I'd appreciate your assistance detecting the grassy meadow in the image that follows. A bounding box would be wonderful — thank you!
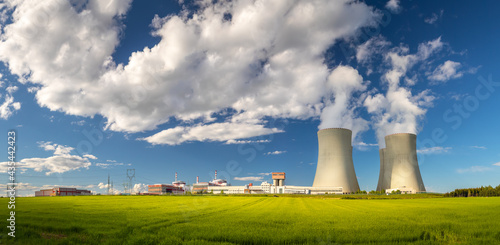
[1,195,500,244]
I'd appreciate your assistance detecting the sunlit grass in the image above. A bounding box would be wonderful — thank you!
[1,195,499,244]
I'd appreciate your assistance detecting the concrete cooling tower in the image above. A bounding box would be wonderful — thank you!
[313,128,360,193]
[376,133,426,193]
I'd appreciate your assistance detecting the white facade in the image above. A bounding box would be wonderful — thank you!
[208,185,246,194]
[260,181,272,192]
[278,186,343,195]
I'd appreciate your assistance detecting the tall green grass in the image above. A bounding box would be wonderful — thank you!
[1,195,499,244]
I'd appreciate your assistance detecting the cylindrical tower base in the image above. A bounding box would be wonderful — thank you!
[313,128,360,193]
[383,133,425,192]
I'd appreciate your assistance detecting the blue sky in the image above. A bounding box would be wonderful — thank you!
[0,0,499,196]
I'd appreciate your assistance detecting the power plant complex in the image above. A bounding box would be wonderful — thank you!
[35,128,426,196]
[142,128,425,195]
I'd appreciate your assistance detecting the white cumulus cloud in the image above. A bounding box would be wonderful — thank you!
[98,182,109,189]
[0,94,21,119]
[356,35,391,64]
[265,150,287,155]
[224,139,270,145]
[83,154,97,160]
[131,183,148,193]
[385,0,401,13]
[417,146,451,155]
[141,122,283,145]
[96,161,124,169]
[424,10,443,25]
[234,176,264,182]
[14,155,90,175]
[6,85,17,94]
[258,172,272,176]
[0,0,378,144]
[1,141,92,175]
[428,60,463,83]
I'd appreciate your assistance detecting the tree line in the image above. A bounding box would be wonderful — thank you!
[444,184,500,197]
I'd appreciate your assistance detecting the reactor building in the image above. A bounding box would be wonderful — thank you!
[312,128,360,194]
[376,133,426,193]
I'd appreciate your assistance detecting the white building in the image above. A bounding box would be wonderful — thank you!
[260,181,272,192]
[207,182,344,195]
[208,185,246,194]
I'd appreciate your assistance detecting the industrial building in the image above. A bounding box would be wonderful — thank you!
[209,170,228,186]
[35,187,91,197]
[147,184,184,195]
[376,133,426,193]
[171,172,186,188]
[208,185,255,194]
[205,172,344,195]
[312,128,360,194]
[192,171,229,193]
[147,172,187,195]
[149,130,425,195]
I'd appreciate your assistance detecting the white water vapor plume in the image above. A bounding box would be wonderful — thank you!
[364,38,442,147]
[318,65,369,143]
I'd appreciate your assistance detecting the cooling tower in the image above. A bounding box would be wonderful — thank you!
[313,128,360,193]
[377,133,426,192]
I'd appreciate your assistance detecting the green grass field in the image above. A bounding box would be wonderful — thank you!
[1,195,500,244]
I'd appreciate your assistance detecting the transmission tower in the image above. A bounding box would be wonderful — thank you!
[126,169,135,194]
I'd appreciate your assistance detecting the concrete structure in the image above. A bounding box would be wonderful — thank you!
[312,128,360,194]
[172,180,186,188]
[209,185,254,194]
[35,187,91,197]
[148,184,184,195]
[192,171,230,193]
[209,170,228,186]
[272,172,285,186]
[260,181,272,193]
[376,133,426,193]
[376,148,385,191]
[192,182,209,193]
[278,186,343,195]
[172,172,186,188]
